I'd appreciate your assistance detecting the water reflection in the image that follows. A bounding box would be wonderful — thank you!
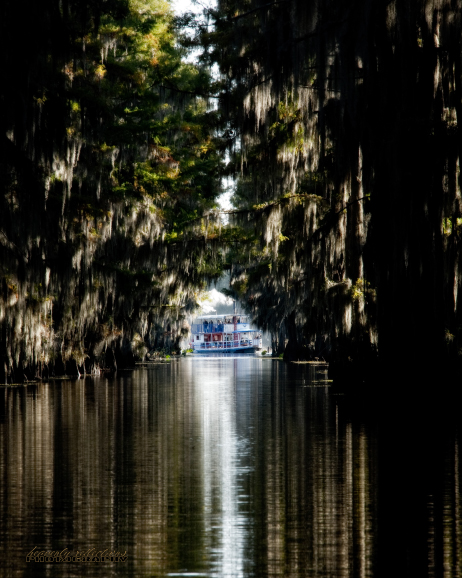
[0,359,460,577]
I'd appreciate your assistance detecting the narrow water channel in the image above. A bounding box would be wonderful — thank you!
[0,357,460,577]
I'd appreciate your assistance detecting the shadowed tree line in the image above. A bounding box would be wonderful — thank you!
[185,0,462,382]
[0,0,225,382]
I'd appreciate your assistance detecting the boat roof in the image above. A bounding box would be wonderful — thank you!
[193,314,247,320]
[194,328,255,333]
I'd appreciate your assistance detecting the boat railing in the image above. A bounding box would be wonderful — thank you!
[197,340,253,349]
[192,323,226,333]
[192,324,256,334]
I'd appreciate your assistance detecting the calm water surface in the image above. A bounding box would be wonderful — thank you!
[0,357,460,577]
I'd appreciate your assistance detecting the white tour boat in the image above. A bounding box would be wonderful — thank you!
[190,314,263,353]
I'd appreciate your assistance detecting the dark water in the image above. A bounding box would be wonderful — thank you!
[0,357,460,577]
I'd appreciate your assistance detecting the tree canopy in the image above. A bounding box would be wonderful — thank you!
[185,0,462,380]
[0,0,225,381]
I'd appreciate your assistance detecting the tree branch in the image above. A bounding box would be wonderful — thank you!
[152,81,221,99]
[230,0,291,22]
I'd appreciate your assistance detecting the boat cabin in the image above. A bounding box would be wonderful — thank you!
[190,314,262,353]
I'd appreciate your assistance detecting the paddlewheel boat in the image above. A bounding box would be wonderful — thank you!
[190,314,263,353]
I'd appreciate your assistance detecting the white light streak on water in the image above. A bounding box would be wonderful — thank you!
[193,358,249,577]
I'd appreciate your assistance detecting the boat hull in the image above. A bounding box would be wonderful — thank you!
[192,345,260,354]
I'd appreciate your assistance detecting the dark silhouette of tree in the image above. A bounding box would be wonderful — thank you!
[192,0,462,381]
[0,0,225,382]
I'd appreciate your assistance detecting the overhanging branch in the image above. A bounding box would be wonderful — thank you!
[230,0,291,22]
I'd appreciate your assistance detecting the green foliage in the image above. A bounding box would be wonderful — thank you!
[0,0,226,380]
[443,218,453,236]
[349,279,376,302]
[268,98,304,153]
